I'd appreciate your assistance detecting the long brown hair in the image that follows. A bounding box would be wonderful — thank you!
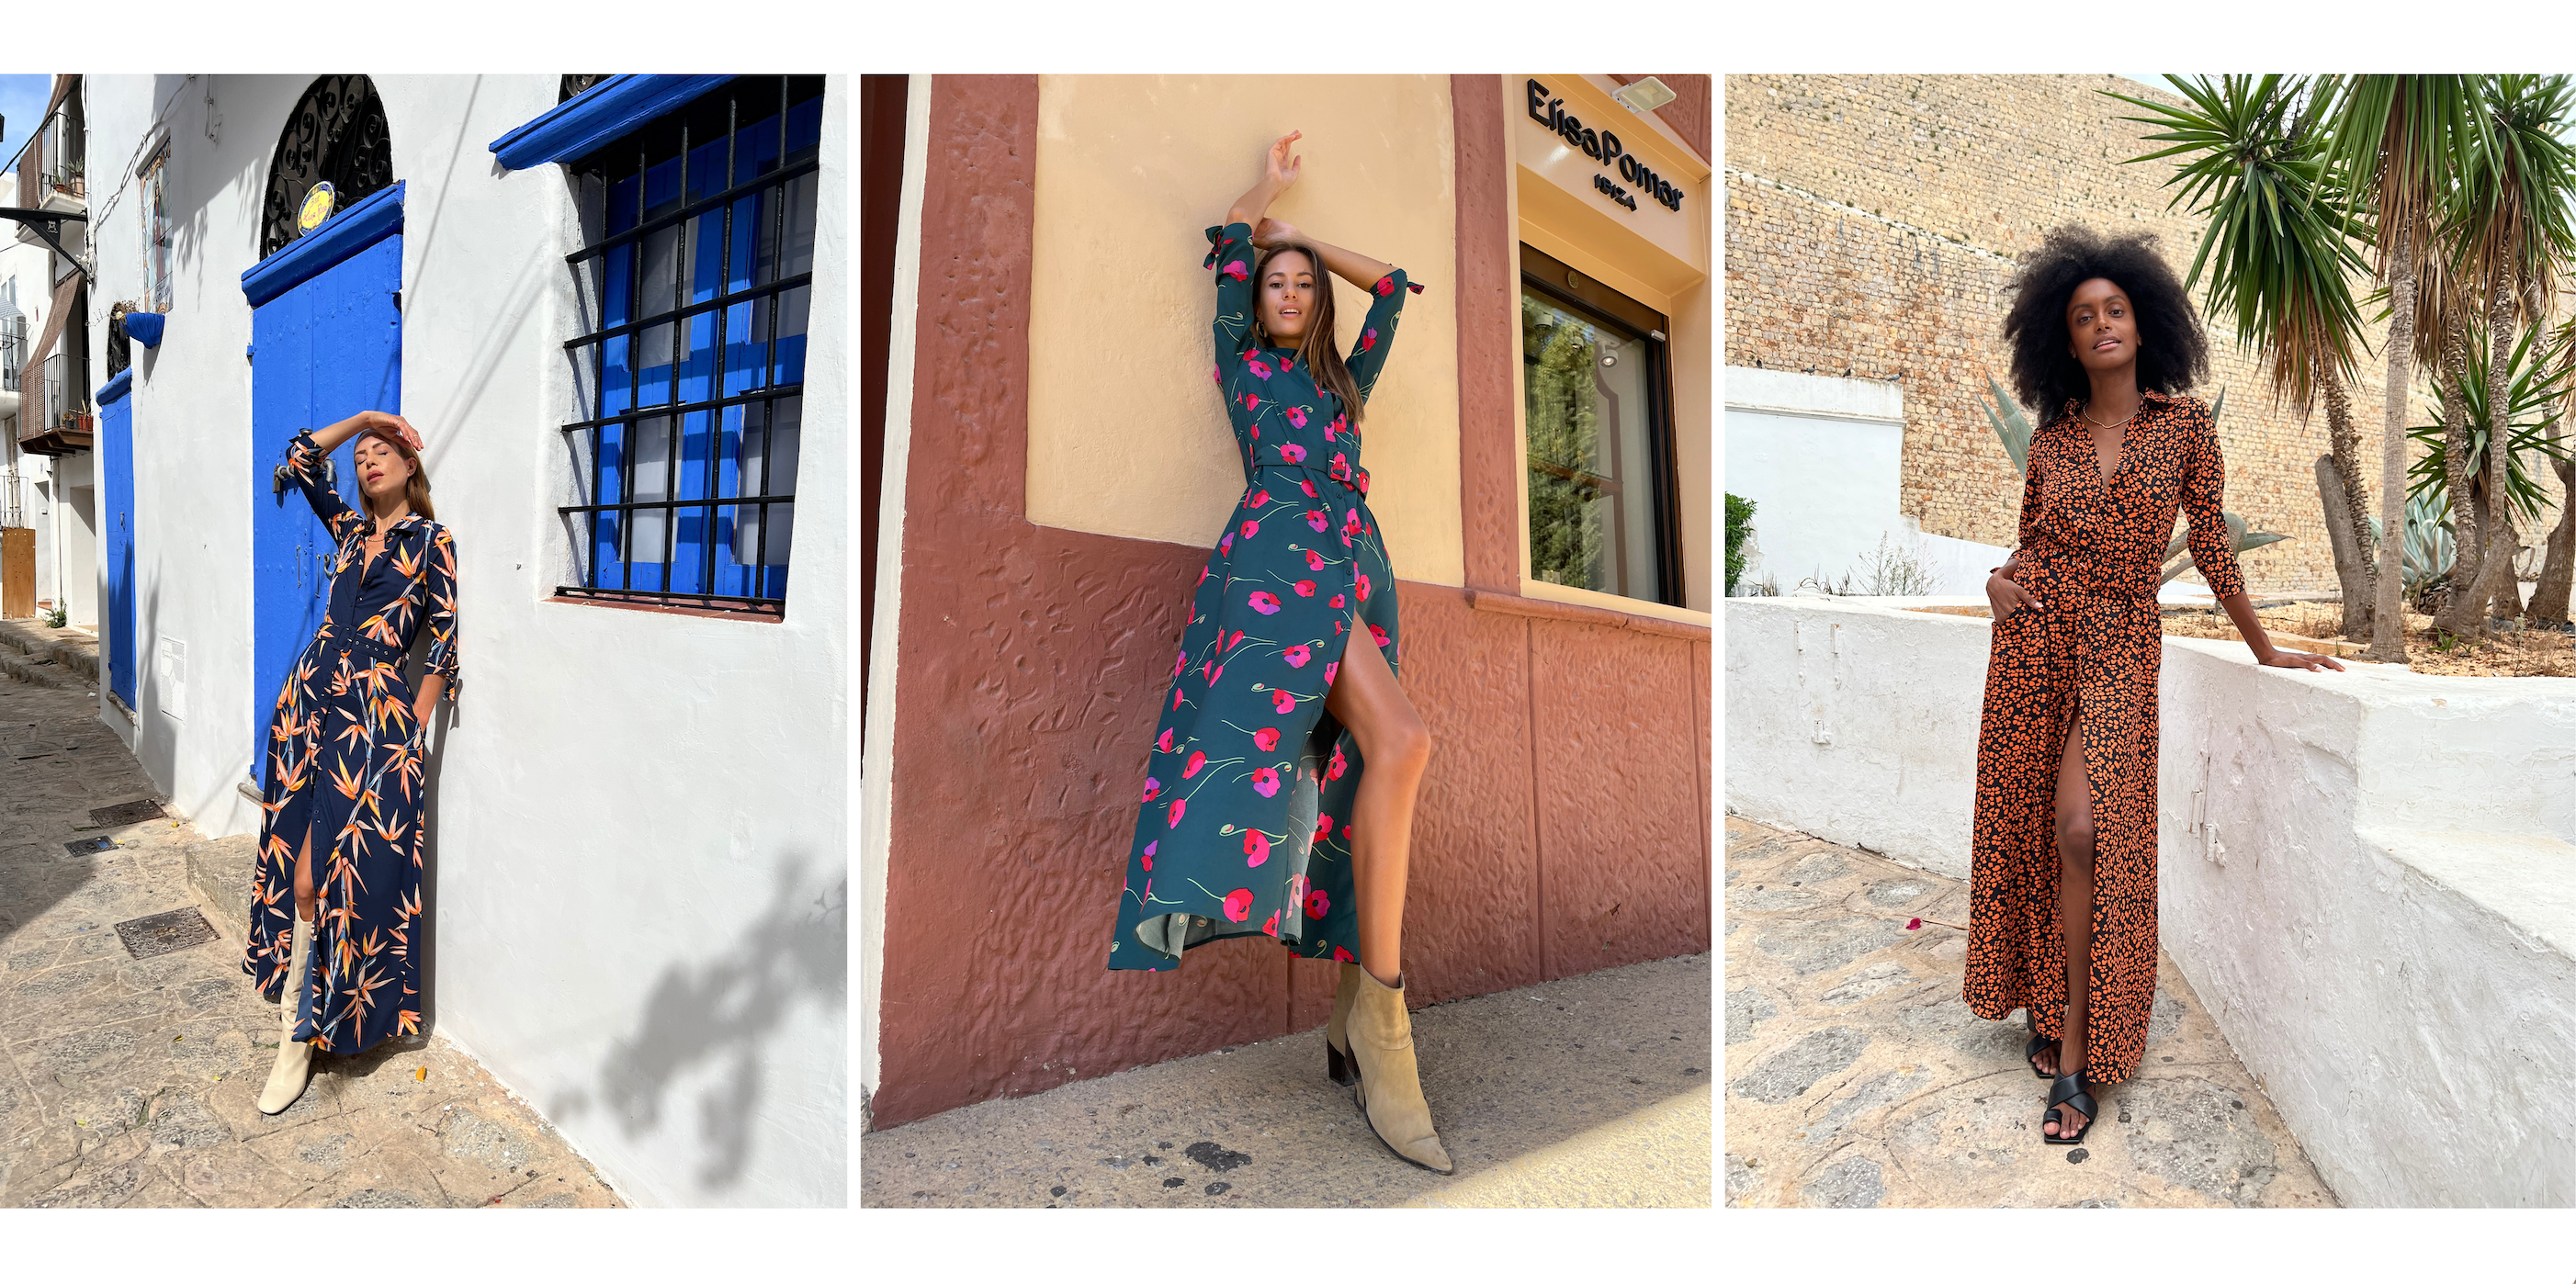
[357,427,435,523]
[1253,242,1366,425]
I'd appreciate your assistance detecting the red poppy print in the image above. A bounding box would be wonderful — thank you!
[1142,777,1161,803]
[1168,798,1188,828]
[1370,623,1390,648]
[1111,223,1415,974]
[1332,946,1357,963]
[1356,573,1372,602]
[1222,260,1248,281]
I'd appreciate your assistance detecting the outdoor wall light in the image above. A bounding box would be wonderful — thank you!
[124,312,166,348]
[1611,78,1677,115]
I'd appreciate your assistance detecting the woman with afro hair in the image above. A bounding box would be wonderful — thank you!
[1965,225,2342,1146]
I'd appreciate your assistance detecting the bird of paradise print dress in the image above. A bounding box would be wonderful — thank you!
[243,427,461,1054]
[1108,221,1422,972]
[1963,389,2243,1087]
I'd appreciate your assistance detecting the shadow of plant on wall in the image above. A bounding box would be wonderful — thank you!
[570,853,846,1192]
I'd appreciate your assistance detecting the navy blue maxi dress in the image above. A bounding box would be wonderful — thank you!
[1108,221,1421,972]
[243,427,460,1054]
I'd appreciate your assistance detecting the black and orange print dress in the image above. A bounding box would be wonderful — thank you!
[243,427,460,1055]
[1964,389,2243,1088]
[1106,220,1421,973]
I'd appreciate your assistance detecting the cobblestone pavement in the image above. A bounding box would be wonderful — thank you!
[0,677,623,1208]
[863,953,1713,1208]
[1724,815,2340,1209]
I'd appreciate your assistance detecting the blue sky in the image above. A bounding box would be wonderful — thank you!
[0,73,54,168]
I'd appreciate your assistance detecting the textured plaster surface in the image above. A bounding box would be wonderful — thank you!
[862,952,1710,1208]
[1727,594,2576,1205]
[1723,817,2335,1209]
[1022,75,1465,588]
[0,680,621,1209]
[875,78,1712,1130]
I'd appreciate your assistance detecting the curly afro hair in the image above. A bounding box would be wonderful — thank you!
[2001,224,2210,419]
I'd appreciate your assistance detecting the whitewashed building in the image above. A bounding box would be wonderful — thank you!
[70,73,849,1207]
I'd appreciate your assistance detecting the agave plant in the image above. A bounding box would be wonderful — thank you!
[2367,489,2458,600]
[1977,378,2290,583]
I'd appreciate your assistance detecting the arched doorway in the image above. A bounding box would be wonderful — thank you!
[259,75,395,260]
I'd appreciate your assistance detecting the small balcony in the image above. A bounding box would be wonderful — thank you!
[14,355,88,456]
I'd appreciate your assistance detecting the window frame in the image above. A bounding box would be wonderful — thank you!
[552,74,823,621]
[1516,242,1687,609]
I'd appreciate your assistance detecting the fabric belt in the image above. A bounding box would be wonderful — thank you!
[2020,548,2155,603]
[323,627,411,668]
[1248,458,1370,496]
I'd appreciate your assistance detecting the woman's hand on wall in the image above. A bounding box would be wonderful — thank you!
[1227,131,1302,230]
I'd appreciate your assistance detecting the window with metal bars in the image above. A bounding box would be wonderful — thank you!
[559,74,821,617]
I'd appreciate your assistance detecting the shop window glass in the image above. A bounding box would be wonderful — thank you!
[1521,245,1681,605]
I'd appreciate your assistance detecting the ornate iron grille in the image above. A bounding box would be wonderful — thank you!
[259,75,395,260]
[556,75,823,616]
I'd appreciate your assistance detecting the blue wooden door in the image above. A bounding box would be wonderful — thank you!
[97,370,137,708]
[244,185,402,779]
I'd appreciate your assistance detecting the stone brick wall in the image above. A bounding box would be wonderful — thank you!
[1723,73,2573,596]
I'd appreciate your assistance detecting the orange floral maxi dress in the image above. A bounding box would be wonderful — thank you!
[1964,389,2243,1087]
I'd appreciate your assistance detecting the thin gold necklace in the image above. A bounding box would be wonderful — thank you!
[2078,400,2140,431]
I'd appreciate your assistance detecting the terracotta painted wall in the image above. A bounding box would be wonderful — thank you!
[874,74,1711,1131]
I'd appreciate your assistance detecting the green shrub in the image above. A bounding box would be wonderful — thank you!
[1726,492,1757,596]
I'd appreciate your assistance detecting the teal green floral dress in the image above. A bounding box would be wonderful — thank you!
[1109,221,1421,972]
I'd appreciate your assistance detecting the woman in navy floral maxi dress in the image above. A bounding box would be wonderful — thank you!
[1107,133,1453,1174]
[245,409,459,1114]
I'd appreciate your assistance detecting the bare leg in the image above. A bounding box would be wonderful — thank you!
[1322,625,1432,989]
[293,825,317,924]
[2046,700,2096,1138]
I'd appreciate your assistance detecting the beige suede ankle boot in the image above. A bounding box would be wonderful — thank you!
[257,916,316,1115]
[1347,968,1453,1174]
[1324,962,1362,1086]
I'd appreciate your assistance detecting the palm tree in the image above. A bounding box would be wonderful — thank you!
[2322,74,2491,660]
[2111,75,2378,637]
[2435,73,2576,636]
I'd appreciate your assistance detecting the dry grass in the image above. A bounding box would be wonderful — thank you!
[1904,602,2576,678]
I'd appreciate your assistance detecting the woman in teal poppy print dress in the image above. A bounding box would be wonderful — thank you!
[243,409,458,1115]
[1108,133,1454,1174]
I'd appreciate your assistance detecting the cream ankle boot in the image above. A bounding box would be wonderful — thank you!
[1347,968,1453,1174]
[1325,962,1362,1086]
[257,916,316,1115]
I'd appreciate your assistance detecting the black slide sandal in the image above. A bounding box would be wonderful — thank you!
[2041,1070,2096,1145]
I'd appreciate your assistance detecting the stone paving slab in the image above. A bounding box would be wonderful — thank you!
[0,679,624,1209]
[1723,815,2339,1208]
[861,952,1714,1208]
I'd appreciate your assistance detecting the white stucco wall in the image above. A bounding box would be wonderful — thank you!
[82,73,847,1208]
[857,73,931,1125]
[1723,596,2576,1206]
[1723,365,2000,596]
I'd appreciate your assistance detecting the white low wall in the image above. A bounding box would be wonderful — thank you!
[1723,596,2576,1207]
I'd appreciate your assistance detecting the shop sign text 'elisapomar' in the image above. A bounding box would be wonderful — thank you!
[1526,78,1687,215]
